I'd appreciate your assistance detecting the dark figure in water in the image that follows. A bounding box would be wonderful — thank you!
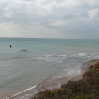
[10,45,12,48]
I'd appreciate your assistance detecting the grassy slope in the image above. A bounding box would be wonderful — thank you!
[31,63,99,99]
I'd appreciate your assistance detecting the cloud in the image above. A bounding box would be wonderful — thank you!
[0,0,99,39]
[89,9,99,19]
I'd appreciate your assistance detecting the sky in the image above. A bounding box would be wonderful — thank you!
[0,0,99,39]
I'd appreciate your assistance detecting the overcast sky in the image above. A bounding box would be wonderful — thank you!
[0,0,99,39]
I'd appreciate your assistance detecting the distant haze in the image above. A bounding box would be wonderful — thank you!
[0,0,99,39]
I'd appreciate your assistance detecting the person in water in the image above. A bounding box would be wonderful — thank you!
[10,45,12,48]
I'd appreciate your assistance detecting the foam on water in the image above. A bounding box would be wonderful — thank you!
[3,85,37,99]
[36,54,67,63]
[75,53,86,56]
[66,67,81,76]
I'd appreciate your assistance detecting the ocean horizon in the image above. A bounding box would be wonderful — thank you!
[0,38,99,99]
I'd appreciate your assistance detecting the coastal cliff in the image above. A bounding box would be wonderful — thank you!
[31,62,99,99]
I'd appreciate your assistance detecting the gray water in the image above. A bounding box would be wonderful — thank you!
[0,38,99,99]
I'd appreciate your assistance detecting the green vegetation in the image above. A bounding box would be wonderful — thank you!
[32,69,99,99]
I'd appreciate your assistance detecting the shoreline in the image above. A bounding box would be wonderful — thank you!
[72,59,99,81]
[32,59,99,99]
[3,59,99,99]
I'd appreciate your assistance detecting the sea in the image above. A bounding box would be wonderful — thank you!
[0,38,99,99]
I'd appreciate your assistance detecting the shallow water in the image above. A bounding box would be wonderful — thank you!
[0,38,99,99]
